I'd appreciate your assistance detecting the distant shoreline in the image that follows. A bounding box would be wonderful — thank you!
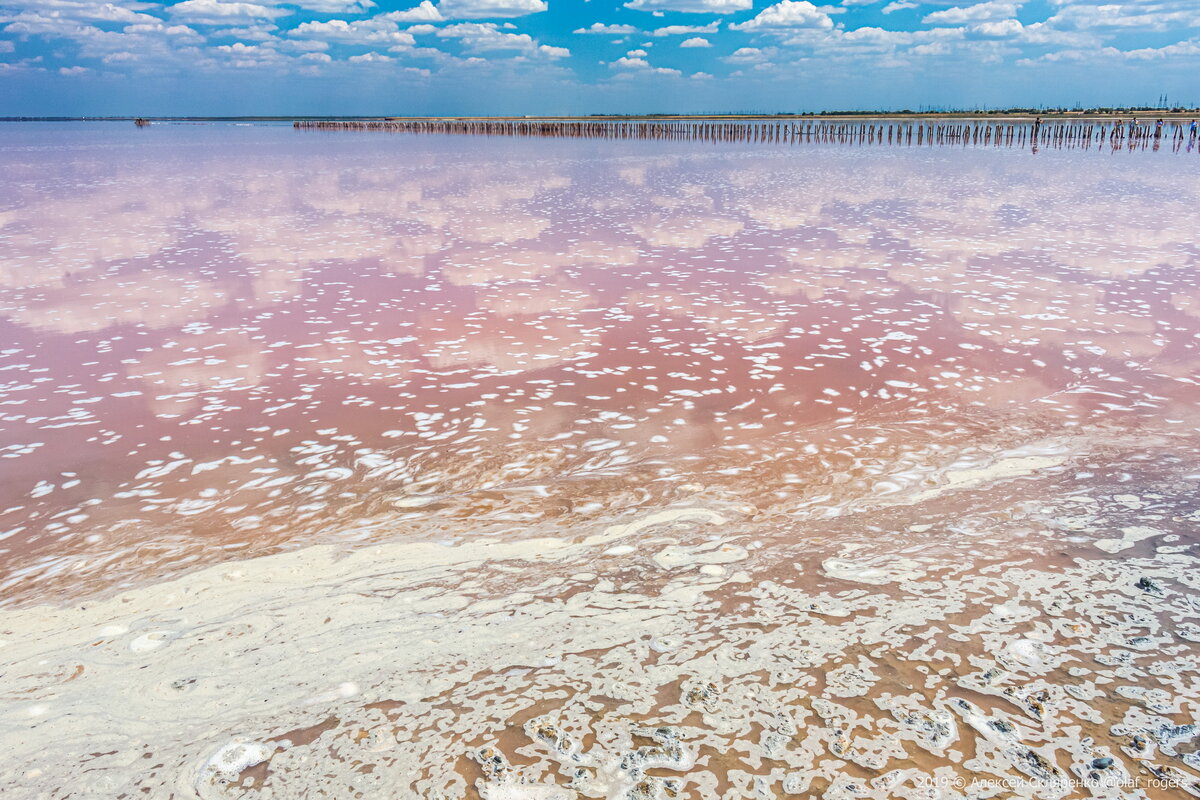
[2,110,1198,123]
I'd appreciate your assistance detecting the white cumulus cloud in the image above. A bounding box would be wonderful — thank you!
[291,0,376,12]
[436,0,547,19]
[724,44,772,61]
[436,20,565,55]
[973,17,1022,36]
[573,22,641,34]
[624,0,751,14]
[652,22,719,35]
[922,1,1021,25]
[168,0,290,24]
[381,1,444,22]
[610,54,682,75]
[290,17,415,46]
[730,1,838,31]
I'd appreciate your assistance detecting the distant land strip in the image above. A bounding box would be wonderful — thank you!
[3,109,1200,123]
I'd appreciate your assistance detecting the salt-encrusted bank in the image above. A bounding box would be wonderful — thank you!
[2,456,1199,798]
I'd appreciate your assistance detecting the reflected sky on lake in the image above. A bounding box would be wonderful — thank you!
[1,123,1199,602]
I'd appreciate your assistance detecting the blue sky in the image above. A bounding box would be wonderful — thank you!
[1,0,1198,115]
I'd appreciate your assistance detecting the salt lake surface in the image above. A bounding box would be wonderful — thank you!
[1,122,1199,799]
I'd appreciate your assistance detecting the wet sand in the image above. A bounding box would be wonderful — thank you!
[0,123,1199,799]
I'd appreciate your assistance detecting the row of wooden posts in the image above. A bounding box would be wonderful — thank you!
[294,118,1200,151]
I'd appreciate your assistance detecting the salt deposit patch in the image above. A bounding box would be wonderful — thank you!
[821,555,926,585]
[1094,525,1163,554]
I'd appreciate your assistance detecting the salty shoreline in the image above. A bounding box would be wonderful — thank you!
[2,441,1198,799]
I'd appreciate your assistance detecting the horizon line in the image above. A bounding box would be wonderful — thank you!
[4,107,1200,124]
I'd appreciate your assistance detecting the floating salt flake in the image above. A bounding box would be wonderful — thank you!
[392,495,438,508]
[821,556,925,585]
[1005,638,1050,668]
[304,681,360,705]
[129,630,176,653]
[195,739,273,792]
[1094,526,1162,554]
[649,636,681,653]
[652,542,748,570]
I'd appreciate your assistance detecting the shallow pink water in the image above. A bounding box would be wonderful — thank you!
[1,123,1198,604]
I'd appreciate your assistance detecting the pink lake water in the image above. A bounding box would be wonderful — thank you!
[1,123,1199,800]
